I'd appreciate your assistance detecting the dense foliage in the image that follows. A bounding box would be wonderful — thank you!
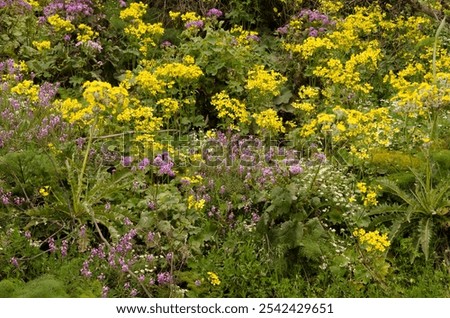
[0,0,449,297]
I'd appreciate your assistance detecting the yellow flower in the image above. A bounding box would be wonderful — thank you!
[169,11,181,20]
[354,228,390,252]
[120,2,148,20]
[211,91,250,130]
[187,195,206,211]
[39,186,50,197]
[32,40,51,51]
[207,272,221,286]
[246,65,287,97]
[253,109,285,134]
[10,80,40,102]
[47,14,75,32]
[154,63,203,81]
[356,182,367,194]
[77,24,98,42]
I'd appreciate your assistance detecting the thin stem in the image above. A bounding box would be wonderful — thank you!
[74,117,97,215]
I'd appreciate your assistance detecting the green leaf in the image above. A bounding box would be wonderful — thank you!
[418,217,433,260]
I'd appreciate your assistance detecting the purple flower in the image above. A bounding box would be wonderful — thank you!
[157,272,173,285]
[206,8,223,18]
[314,153,327,163]
[276,25,289,35]
[308,28,319,37]
[138,157,150,170]
[138,274,145,282]
[289,165,303,175]
[195,279,202,286]
[80,260,92,277]
[121,156,133,167]
[101,286,109,298]
[246,34,260,42]
[185,20,204,29]
[10,257,19,268]
[24,231,32,239]
[61,240,68,257]
[85,40,103,52]
[48,237,57,253]
[160,40,172,48]
[147,201,156,210]
[251,212,261,223]
[123,217,132,226]
[119,0,126,7]
[166,252,173,262]
[130,288,138,297]
[147,231,155,242]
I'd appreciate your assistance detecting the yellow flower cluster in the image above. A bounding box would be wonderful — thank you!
[59,81,129,126]
[82,81,129,114]
[32,40,51,51]
[313,44,382,94]
[120,2,164,53]
[180,12,202,23]
[283,37,335,59]
[168,11,181,20]
[154,63,203,81]
[298,85,319,99]
[230,26,259,46]
[117,99,163,144]
[386,55,450,118]
[187,195,206,211]
[10,80,40,102]
[319,0,344,14]
[301,106,394,158]
[135,70,166,96]
[246,65,287,97]
[77,24,98,42]
[356,182,381,207]
[253,109,285,134]
[47,14,75,32]
[211,91,249,130]
[157,98,180,118]
[292,86,319,113]
[119,2,147,20]
[180,175,203,185]
[39,186,50,197]
[353,228,390,252]
[207,272,221,286]
[58,98,86,123]
[25,0,39,8]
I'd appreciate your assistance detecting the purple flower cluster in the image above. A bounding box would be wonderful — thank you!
[48,237,57,253]
[61,239,69,257]
[37,114,64,139]
[206,8,223,18]
[138,157,150,170]
[297,9,333,25]
[185,20,204,29]
[157,271,173,285]
[43,0,94,20]
[75,40,103,52]
[0,59,18,75]
[80,260,92,277]
[0,0,32,12]
[278,9,334,37]
[10,257,19,268]
[0,189,26,206]
[39,82,60,107]
[153,153,175,177]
